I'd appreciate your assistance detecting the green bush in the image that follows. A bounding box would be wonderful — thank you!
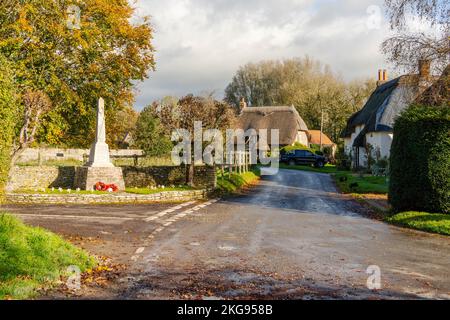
[0,55,18,199]
[389,105,450,214]
[335,145,351,171]
[282,142,321,155]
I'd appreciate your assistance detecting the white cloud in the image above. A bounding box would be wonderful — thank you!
[133,0,391,109]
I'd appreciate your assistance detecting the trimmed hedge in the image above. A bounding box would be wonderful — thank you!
[0,56,18,200]
[389,105,450,214]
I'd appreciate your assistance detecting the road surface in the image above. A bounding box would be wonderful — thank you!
[4,169,450,299]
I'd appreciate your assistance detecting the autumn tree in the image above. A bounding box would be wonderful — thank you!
[18,90,52,152]
[0,55,18,198]
[106,106,138,149]
[0,0,156,147]
[382,0,449,72]
[155,95,236,186]
[225,57,376,143]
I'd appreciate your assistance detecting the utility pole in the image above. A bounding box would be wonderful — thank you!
[320,109,324,151]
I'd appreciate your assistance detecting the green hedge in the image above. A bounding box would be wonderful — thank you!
[0,56,18,199]
[389,105,450,214]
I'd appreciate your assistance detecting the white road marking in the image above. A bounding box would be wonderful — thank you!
[144,201,197,222]
[135,247,145,254]
[218,245,236,251]
[130,199,220,262]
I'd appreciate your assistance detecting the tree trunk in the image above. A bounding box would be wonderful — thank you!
[186,163,195,187]
[5,147,27,193]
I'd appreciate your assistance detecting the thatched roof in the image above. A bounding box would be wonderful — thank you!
[237,106,309,145]
[416,65,450,107]
[342,73,438,148]
[308,130,334,146]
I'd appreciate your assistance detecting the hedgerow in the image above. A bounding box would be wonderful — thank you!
[389,104,450,214]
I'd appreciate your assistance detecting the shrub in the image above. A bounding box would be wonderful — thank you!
[335,145,351,171]
[375,157,389,169]
[389,105,450,214]
[282,142,321,155]
[0,56,18,200]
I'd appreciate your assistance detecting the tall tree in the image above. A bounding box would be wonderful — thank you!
[0,55,18,198]
[0,0,156,147]
[156,95,236,186]
[382,0,450,72]
[225,57,376,143]
[106,106,138,149]
[133,104,173,157]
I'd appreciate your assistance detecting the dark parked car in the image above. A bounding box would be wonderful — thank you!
[280,149,328,168]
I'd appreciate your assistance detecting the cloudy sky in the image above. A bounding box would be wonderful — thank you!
[133,0,392,110]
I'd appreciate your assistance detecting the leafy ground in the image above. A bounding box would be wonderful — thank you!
[333,172,389,194]
[0,213,96,299]
[387,212,450,236]
[217,168,261,194]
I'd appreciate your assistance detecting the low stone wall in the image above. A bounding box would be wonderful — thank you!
[7,165,217,191]
[16,148,144,163]
[7,166,75,191]
[122,166,217,189]
[6,190,207,205]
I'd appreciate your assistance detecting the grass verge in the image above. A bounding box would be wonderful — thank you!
[386,212,450,236]
[216,168,261,194]
[125,186,193,195]
[0,213,96,299]
[333,172,388,194]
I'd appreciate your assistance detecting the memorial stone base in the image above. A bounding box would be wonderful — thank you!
[75,167,125,191]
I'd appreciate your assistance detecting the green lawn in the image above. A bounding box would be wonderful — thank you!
[0,213,96,299]
[279,163,341,174]
[387,212,450,236]
[15,188,116,195]
[216,168,261,193]
[333,172,389,194]
[125,186,193,195]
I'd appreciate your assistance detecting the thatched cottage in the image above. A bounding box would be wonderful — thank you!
[341,60,437,168]
[237,104,310,147]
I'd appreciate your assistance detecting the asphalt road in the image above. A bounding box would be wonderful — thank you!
[4,169,450,299]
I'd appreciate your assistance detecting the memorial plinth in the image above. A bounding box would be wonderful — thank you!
[75,98,125,191]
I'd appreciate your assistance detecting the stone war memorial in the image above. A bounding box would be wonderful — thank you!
[75,98,126,191]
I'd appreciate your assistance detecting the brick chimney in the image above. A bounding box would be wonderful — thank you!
[377,69,388,86]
